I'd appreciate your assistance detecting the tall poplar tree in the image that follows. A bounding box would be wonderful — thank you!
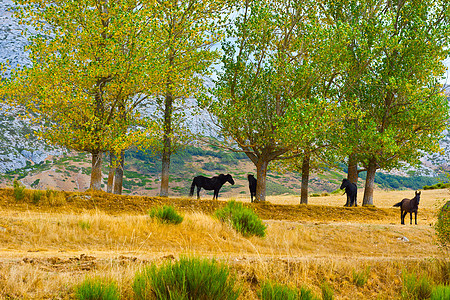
[2,0,159,190]
[206,0,355,201]
[347,0,450,205]
[149,0,230,197]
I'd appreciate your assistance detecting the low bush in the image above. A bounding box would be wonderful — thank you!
[401,271,432,300]
[75,277,120,300]
[13,180,26,201]
[321,282,334,300]
[215,200,266,237]
[435,201,450,250]
[431,284,450,300]
[259,281,316,300]
[133,256,240,300]
[148,205,183,224]
[352,267,371,287]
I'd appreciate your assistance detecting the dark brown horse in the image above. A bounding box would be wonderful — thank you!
[393,191,421,225]
[189,174,234,200]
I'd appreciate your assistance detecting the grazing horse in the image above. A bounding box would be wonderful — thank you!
[248,174,257,203]
[189,174,235,200]
[340,178,357,207]
[393,191,421,225]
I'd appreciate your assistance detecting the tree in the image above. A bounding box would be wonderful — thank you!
[2,0,159,190]
[346,0,450,205]
[206,0,355,202]
[149,0,230,197]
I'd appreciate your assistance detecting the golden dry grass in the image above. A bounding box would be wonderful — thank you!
[0,188,448,299]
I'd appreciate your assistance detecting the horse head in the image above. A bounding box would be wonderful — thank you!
[340,178,349,190]
[225,174,235,185]
[415,190,421,204]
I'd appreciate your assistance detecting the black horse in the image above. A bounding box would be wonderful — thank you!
[248,174,257,203]
[393,191,421,225]
[189,174,235,200]
[340,178,357,207]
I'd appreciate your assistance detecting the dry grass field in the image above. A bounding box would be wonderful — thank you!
[0,188,449,299]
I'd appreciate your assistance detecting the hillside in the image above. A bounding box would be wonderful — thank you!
[0,144,445,200]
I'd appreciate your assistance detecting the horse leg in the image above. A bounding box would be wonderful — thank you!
[213,189,218,200]
[344,194,350,207]
[410,212,413,225]
[401,209,405,225]
[197,187,201,200]
[414,211,417,225]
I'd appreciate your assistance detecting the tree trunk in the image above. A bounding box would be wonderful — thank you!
[90,150,103,191]
[347,153,358,184]
[362,157,377,206]
[160,65,174,197]
[255,159,269,202]
[113,150,124,195]
[300,153,310,204]
[106,152,116,193]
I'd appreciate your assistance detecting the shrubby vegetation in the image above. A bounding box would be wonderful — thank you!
[259,281,317,300]
[148,205,183,224]
[215,201,266,237]
[133,257,240,300]
[75,277,120,300]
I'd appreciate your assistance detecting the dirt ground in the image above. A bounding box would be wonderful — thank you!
[0,188,448,299]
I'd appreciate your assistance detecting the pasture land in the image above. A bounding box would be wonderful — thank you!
[0,188,448,299]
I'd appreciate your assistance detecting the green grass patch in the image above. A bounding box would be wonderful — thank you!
[148,205,183,224]
[215,201,266,237]
[133,256,240,300]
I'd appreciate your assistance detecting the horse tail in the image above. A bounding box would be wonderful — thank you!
[393,201,402,207]
[189,178,196,197]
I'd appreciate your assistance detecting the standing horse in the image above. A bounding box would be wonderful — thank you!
[340,178,357,207]
[189,174,235,200]
[248,174,257,203]
[393,191,421,225]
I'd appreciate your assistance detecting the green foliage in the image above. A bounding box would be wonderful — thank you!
[424,182,450,190]
[133,256,240,300]
[401,271,432,300]
[358,172,443,190]
[215,201,266,237]
[320,282,334,300]
[148,206,183,225]
[31,190,44,204]
[352,267,371,287]
[431,285,450,300]
[435,202,450,250]
[75,277,120,300]
[259,281,316,300]
[13,180,25,201]
[30,178,40,188]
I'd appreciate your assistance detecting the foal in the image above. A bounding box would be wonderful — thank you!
[393,191,421,225]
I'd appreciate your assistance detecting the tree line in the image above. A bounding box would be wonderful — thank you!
[0,0,449,205]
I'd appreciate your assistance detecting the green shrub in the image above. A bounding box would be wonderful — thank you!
[13,180,26,201]
[133,256,240,300]
[435,202,450,250]
[215,201,266,237]
[148,205,183,224]
[321,282,334,300]
[401,271,432,300]
[32,190,44,204]
[352,267,371,287]
[75,277,120,300]
[259,281,316,300]
[431,285,450,300]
